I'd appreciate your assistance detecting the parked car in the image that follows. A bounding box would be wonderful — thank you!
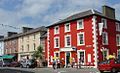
[98,59,120,73]
[0,59,12,67]
[10,61,20,67]
[19,59,37,68]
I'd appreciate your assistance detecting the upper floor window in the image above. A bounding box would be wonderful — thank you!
[54,37,59,48]
[54,26,59,34]
[77,32,85,45]
[21,45,24,52]
[116,22,120,31]
[77,19,84,30]
[116,34,120,46]
[34,34,36,39]
[33,43,36,50]
[65,23,70,32]
[102,32,108,45]
[27,44,29,51]
[22,37,24,42]
[101,18,107,28]
[65,35,71,47]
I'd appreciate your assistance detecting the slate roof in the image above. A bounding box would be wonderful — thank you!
[47,9,120,28]
[4,26,47,40]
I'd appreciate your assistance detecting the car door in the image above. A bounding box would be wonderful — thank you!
[115,59,120,69]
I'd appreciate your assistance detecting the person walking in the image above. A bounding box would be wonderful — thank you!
[52,59,56,69]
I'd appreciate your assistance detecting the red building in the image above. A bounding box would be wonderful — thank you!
[46,6,120,68]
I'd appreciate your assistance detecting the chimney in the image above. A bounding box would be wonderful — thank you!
[7,32,17,37]
[22,27,33,33]
[102,5,115,19]
[0,36,4,39]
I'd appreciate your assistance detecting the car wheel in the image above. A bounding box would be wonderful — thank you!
[100,70,104,73]
[112,68,117,73]
[26,65,29,68]
[20,65,23,68]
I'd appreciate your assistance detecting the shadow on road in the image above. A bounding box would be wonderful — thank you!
[0,69,34,73]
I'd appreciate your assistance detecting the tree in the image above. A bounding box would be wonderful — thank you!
[33,45,44,67]
[33,45,43,59]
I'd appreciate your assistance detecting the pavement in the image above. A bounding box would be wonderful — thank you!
[0,67,100,73]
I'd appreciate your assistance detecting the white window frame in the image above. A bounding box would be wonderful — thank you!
[54,37,60,48]
[116,22,120,31]
[116,34,120,46]
[101,18,107,28]
[65,23,70,32]
[54,26,59,34]
[77,19,84,30]
[65,35,71,47]
[102,32,108,45]
[77,32,85,46]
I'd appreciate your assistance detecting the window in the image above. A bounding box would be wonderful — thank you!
[101,18,107,28]
[102,50,108,60]
[22,37,24,42]
[116,34,120,46]
[54,37,59,48]
[27,36,29,40]
[102,32,108,45]
[77,32,85,45]
[78,51,85,64]
[27,44,29,51]
[65,35,71,47]
[77,19,84,30]
[34,34,36,39]
[116,22,120,31]
[21,45,24,52]
[33,43,36,50]
[54,26,59,34]
[118,50,120,59]
[65,23,70,32]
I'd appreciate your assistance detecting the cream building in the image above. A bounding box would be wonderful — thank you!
[18,26,47,61]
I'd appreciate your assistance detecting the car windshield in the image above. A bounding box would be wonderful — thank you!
[99,60,110,64]
[29,59,35,63]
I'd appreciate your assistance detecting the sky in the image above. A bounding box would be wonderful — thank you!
[0,0,120,36]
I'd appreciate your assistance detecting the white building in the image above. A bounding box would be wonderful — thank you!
[0,37,4,56]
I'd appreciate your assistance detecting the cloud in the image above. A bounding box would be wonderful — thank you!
[0,0,119,36]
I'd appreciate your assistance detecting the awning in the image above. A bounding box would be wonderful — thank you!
[60,47,77,52]
[2,55,14,59]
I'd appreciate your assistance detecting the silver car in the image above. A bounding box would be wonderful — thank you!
[20,59,36,68]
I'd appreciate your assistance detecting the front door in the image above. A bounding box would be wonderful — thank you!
[66,52,70,66]
[78,51,85,65]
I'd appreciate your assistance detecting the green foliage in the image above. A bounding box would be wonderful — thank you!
[33,45,43,59]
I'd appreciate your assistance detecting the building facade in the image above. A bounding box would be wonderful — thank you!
[0,36,4,56]
[4,34,19,60]
[18,26,47,61]
[47,6,120,68]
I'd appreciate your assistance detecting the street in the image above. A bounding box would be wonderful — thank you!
[0,67,100,73]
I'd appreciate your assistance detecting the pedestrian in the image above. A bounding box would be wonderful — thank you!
[61,58,65,68]
[79,58,81,69]
[71,58,75,68]
[52,59,56,69]
[57,59,60,68]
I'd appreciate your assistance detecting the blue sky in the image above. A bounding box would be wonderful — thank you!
[0,0,120,35]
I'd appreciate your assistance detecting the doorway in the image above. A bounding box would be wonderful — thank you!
[77,50,85,65]
[65,52,71,67]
